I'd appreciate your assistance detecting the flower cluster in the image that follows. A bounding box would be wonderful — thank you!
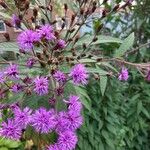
[0,95,82,150]
[17,24,66,52]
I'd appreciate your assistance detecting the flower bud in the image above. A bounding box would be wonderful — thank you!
[3,33,10,41]
[112,4,120,12]
[4,20,13,27]
[0,1,7,9]
[33,8,38,17]
[64,3,68,11]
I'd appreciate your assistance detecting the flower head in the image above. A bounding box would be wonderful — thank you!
[33,76,49,95]
[47,144,59,150]
[11,83,23,93]
[26,58,36,68]
[69,64,88,85]
[17,30,40,51]
[31,108,56,133]
[53,71,66,83]
[67,95,82,114]
[56,111,83,132]
[12,14,20,27]
[0,119,22,140]
[5,64,19,79]
[38,24,55,40]
[13,107,32,128]
[56,39,66,49]
[118,67,129,81]
[57,131,78,150]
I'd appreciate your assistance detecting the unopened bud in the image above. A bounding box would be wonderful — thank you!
[92,37,98,42]
[82,43,87,49]
[4,20,13,27]
[3,33,10,41]
[33,8,38,17]
[112,4,120,12]
[0,2,7,9]
[64,3,68,11]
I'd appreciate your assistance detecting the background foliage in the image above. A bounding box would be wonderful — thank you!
[0,0,150,150]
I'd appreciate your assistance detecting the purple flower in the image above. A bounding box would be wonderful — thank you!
[49,97,56,106]
[5,64,19,79]
[13,107,32,128]
[47,144,60,150]
[0,119,22,140]
[67,95,82,114]
[0,72,5,83]
[17,30,40,51]
[11,83,23,93]
[12,14,20,26]
[56,111,83,132]
[53,71,66,83]
[37,24,55,40]
[66,111,83,131]
[26,58,36,68]
[69,64,88,85]
[31,108,56,133]
[57,131,78,150]
[56,112,69,133]
[146,70,150,81]
[33,76,49,95]
[118,67,129,81]
[56,39,66,49]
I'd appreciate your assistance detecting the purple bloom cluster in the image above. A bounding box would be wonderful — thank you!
[0,119,22,140]
[5,64,19,79]
[13,106,32,128]
[53,70,66,83]
[31,108,56,133]
[47,95,83,150]
[0,95,82,150]
[33,76,49,95]
[17,30,40,51]
[49,131,78,150]
[118,67,129,81]
[69,64,88,85]
[11,83,23,93]
[37,24,55,40]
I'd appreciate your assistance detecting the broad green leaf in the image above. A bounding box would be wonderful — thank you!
[87,68,108,75]
[74,86,91,111]
[76,35,122,47]
[115,33,134,57]
[137,101,142,115]
[98,62,118,72]
[100,76,107,96]
[142,107,150,119]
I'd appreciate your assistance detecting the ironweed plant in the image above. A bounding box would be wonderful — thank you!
[0,0,150,150]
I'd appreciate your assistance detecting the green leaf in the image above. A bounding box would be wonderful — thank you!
[137,101,142,115]
[142,107,150,119]
[115,33,134,57]
[76,35,122,47]
[100,76,107,96]
[74,86,91,111]
[87,68,108,75]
